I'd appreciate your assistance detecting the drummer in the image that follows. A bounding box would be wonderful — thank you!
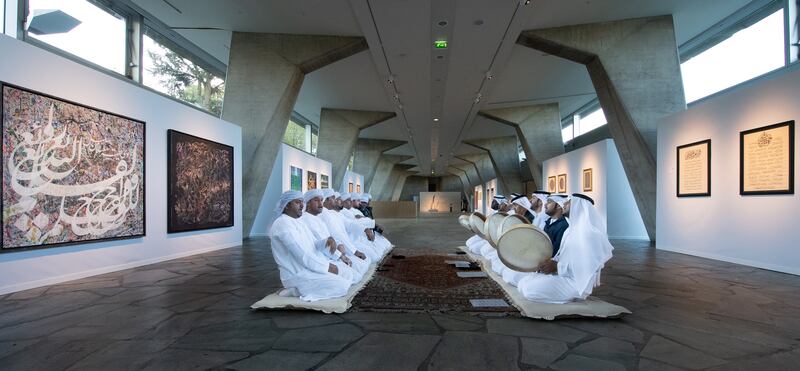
[531,191,551,230]
[544,194,570,256]
[517,193,614,304]
[510,194,535,222]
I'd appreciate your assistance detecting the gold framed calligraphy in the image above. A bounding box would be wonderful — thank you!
[1,83,145,251]
[167,130,233,233]
[557,174,567,193]
[740,121,794,195]
[677,139,711,197]
[583,168,593,192]
[547,176,556,193]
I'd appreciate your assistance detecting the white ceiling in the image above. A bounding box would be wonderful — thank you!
[134,0,754,175]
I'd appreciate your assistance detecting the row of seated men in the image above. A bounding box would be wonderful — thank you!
[269,189,393,302]
[466,191,614,304]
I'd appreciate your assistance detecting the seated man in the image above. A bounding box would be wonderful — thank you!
[345,193,393,253]
[544,194,570,256]
[318,190,384,261]
[510,194,535,222]
[299,189,369,281]
[517,193,613,304]
[269,191,356,302]
[530,191,551,230]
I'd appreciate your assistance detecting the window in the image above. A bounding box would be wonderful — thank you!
[562,125,574,143]
[143,29,225,116]
[1,0,5,34]
[681,9,786,103]
[26,0,126,74]
[574,108,607,136]
[283,120,307,151]
[310,126,319,155]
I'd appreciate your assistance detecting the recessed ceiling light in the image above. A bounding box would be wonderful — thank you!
[437,20,448,27]
[433,118,439,122]
[474,19,484,26]
[436,55,444,60]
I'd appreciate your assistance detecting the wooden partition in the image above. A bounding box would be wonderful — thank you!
[371,201,417,218]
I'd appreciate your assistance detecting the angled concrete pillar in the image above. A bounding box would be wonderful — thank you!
[369,154,412,201]
[465,136,524,196]
[479,103,563,189]
[455,154,492,186]
[317,109,396,190]
[390,167,415,201]
[448,167,471,198]
[353,138,406,191]
[222,33,368,236]
[517,16,685,240]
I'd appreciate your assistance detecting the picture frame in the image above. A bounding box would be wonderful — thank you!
[676,139,711,197]
[167,130,234,233]
[320,174,329,189]
[356,184,361,193]
[557,174,567,193]
[582,168,593,192]
[547,176,556,193]
[1,82,146,251]
[348,182,354,193]
[307,171,317,190]
[740,121,794,195]
[290,166,303,191]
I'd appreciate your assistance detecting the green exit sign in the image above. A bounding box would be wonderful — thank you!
[434,40,448,48]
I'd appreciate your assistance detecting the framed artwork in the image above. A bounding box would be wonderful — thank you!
[1,83,145,251]
[307,171,317,190]
[348,182,353,193]
[167,130,234,233]
[290,166,302,191]
[583,168,593,192]
[547,176,556,193]
[676,139,711,197]
[740,121,794,195]
[356,184,361,193]
[557,174,567,193]
[320,174,329,189]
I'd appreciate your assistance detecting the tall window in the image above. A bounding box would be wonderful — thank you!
[574,108,607,136]
[283,120,307,150]
[562,124,574,143]
[25,0,126,74]
[310,126,319,155]
[143,29,225,116]
[1,1,5,34]
[682,9,786,103]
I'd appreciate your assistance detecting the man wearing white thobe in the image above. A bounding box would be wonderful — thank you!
[531,191,551,230]
[269,191,356,302]
[517,193,614,304]
[319,190,385,261]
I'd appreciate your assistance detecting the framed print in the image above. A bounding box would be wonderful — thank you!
[557,174,567,193]
[677,139,711,197]
[583,168,593,192]
[307,171,317,190]
[740,121,794,195]
[1,83,145,251]
[320,174,329,189]
[168,130,234,233]
[348,182,354,193]
[547,176,556,193]
[357,184,361,193]
[290,166,302,191]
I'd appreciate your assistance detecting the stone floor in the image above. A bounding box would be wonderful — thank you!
[0,218,799,370]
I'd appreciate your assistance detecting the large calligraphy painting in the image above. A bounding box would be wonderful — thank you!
[2,84,145,250]
[167,130,233,233]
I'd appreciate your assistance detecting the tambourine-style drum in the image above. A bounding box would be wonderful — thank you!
[497,224,553,272]
[497,214,529,239]
[485,212,508,248]
[458,215,471,230]
[469,212,487,238]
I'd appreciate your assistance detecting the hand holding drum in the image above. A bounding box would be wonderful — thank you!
[497,223,553,272]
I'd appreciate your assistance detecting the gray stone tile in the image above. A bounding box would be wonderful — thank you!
[65,339,173,371]
[0,303,126,341]
[0,339,39,359]
[122,269,184,286]
[562,320,644,343]
[342,312,440,334]
[572,337,636,369]
[271,323,363,352]
[0,339,110,371]
[638,358,689,371]
[519,337,568,368]
[171,318,279,352]
[269,311,344,329]
[4,286,49,300]
[427,331,519,371]
[486,318,587,343]
[551,355,626,371]
[432,314,484,331]
[641,335,727,370]
[226,350,330,371]
[706,348,800,371]
[318,332,440,371]
[141,349,249,371]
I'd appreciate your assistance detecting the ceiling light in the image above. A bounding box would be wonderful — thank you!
[433,118,439,122]
[437,20,448,27]
[524,0,531,5]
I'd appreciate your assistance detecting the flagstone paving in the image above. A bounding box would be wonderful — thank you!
[0,218,798,370]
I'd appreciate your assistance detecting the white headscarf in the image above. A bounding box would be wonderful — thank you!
[334,191,341,199]
[274,190,303,220]
[555,194,613,297]
[532,191,549,205]
[548,194,569,209]
[303,189,324,204]
[359,193,370,202]
[321,188,335,200]
[365,193,372,201]
[511,194,533,215]
[341,193,352,201]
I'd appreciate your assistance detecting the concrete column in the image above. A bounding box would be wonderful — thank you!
[317,109,396,190]
[464,136,524,196]
[517,16,686,240]
[391,168,416,201]
[369,155,412,201]
[479,103,563,189]
[353,138,406,191]
[222,32,368,236]
[455,154,492,186]
[448,166,471,196]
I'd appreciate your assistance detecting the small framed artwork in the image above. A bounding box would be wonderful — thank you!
[557,174,567,193]
[290,166,303,191]
[676,139,711,197]
[320,174,329,189]
[740,120,794,195]
[307,171,317,190]
[348,182,354,193]
[547,176,556,193]
[357,184,361,193]
[583,168,593,192]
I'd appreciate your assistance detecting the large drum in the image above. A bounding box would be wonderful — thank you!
[497,224,553,272]
[498,214,530,238]
[485,212,508,248]
[458,215,471,231]
[469,212,487,238]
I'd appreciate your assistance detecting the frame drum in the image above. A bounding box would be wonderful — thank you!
[497,224,553,272]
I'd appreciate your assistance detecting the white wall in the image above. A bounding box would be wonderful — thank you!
[484,178,498,215]
[341,171,364,194]
[251,143,332,237]
[543,139,647,239]
[419,192,461,215]
[657,64,800,275]
[0,35,242,294]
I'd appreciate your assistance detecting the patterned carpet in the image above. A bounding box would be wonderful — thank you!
[351,249,520,315]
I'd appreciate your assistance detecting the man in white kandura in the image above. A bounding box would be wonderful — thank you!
[354,193,393,252]
[340,193,392,257]
[269,191,356,302]
[318,190,383,261]
[531,191,551,230]
[299,189,369,281]
[516,193,614,304]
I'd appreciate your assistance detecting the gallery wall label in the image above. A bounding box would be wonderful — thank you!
[1,83,145,251]
[677,139,711,197]
[740,121,794,195]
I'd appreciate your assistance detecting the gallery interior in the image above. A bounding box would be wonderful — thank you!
[0,0,799,370]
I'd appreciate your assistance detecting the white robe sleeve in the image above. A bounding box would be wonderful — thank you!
[272,225,331,275]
